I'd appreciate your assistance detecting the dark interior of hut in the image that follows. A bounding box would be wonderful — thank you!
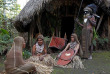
[61,16,74,41]
[37,0,95,39]
[36,3,82,40]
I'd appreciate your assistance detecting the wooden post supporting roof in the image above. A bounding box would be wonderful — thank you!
[37,15,43,34]
[27,19,35,51]
[108,16,110,49]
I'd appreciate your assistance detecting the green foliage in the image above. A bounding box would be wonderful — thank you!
[92,28,108,49]
[0,28,9,35]
[75,17,83,37]
[75,24,82,37]
[97,37,109,46]
[92,27,99,46]
[23,50,32,59]
[44,36,51,42]
[93,27,99,39]
[92,39,97,46]
[0,0,21,54]
[0,29,13,54]
[0,0,21,19]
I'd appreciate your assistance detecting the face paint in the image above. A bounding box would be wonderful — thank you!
[84,11,90,15]
[84,18,88,23]
[84,10,91,18]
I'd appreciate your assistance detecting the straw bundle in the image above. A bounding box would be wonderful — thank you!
[29,62,53,74]
[27,55,55,74]
[57,56,84,69]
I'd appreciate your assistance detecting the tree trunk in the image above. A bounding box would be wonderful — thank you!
[37,15,43,34]
[108,16,110,50]
[27,20,35,51]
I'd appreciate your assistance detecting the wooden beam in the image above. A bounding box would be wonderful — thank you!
[96,14,104,32]
[27,20,35,51]
[37,15,43,34]
[108,16,110,49]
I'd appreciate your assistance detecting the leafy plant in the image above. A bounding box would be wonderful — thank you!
[92,28,108,49]
[0,29,13,55]
[97,37,109,46]
[0,0,21,55]
[44,36,51,42]
[92,27,99,46]
[23,50,32,59]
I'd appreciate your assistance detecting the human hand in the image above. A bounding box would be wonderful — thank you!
[57,53,61,58]
[39,56,44,61]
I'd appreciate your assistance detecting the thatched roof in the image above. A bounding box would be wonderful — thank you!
[14,0,52,32]
[94,0,110,15]
[104,0,110,7]
[14,0,110,32]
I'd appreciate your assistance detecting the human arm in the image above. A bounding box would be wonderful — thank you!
[39,46,47,61]
[75,18,84,27]
[44,46,47,54]
[63,43,70,52]
[57,43,70,58]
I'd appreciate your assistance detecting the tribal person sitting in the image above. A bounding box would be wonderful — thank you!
[57,33,84,69]
[4,36,35,74]
[28,34,55,74]
[32,34,47,57]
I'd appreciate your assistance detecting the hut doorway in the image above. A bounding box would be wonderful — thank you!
[61,16,74,41]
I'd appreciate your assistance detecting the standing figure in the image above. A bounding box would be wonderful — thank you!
[76,4,97,59]
[4,36,35,74]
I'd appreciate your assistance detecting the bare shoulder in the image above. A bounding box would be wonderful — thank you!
[33,45,36,48]
[76,44,80,48]
[34,44,36,47]
[77,44,79,46]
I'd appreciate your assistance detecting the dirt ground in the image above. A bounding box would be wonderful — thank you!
[0,51,110,74]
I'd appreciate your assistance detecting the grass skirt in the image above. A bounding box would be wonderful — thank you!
[57,56,84,69]
[27,54,55,74]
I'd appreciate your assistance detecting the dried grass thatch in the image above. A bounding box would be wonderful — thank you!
[94,0,110,15]
[27,55,56,74]
[56,56,84,69]
[14,0,52,32]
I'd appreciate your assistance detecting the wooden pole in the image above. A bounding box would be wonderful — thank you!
[37,15,43,34]
[108,16,110,49]
[96,14,104,32]
[28,26,33,51]
[27,20,34,51]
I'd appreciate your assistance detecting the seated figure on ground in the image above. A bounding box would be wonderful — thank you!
[4,36,35,74]
[32,34,47,57]
[57,33,84,69]
[28,34,55,74]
